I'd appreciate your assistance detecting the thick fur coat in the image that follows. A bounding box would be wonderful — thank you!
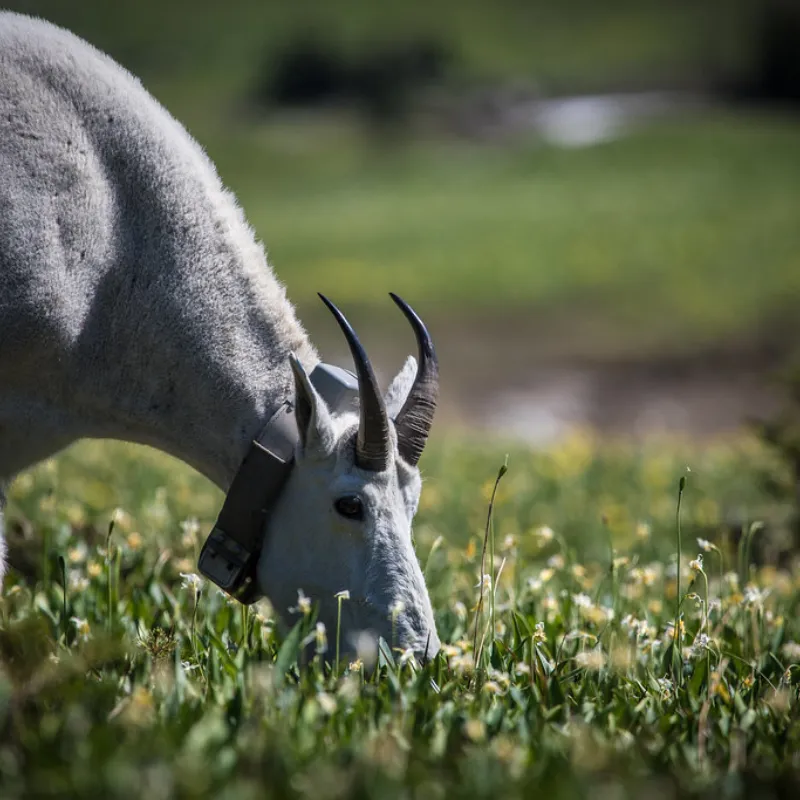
[0,12,440,659]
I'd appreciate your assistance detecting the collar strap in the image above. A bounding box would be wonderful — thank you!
[197,363,359,605]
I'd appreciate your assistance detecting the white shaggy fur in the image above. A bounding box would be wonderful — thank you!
[0,12,440,660]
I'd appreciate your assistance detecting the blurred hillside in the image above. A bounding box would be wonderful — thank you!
[3,0,799,438]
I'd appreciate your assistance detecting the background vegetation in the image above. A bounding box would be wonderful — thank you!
[4,0,797,355]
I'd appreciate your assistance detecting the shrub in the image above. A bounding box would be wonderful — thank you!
[252,30,452,126]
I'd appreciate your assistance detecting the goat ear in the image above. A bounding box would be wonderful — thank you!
[289,355,335,456]
[384,355,417,419]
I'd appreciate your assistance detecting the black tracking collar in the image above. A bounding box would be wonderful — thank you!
[197,363,359,604]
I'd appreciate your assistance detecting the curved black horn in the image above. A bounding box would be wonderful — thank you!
[389,293,439,467]
[318,294,391,471]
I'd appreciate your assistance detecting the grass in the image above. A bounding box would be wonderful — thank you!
[2,433,800,797]
[204,110,800,357]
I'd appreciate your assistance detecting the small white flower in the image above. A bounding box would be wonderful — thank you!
[316,692,337,715]
[636,522,651,540]
[572,593,592,608]
[290,589,312,616]
[67,542,88,565]
[657,677,674,698]
[398,648,417,667]
[744,585,770,607]
[335,590,351,601]
[690,633,710,659]
[315,622,328,653]
[180,517,201,537]
[536,526,554,544]
[68,570,89,593]
[574,650,605,671]
[180,517,201,548]
[112,507,132,529]
[724,571,739,589]
[71,616,91,642]
[547,553,565,570]
[697,537,713,552]
[689,555,704,573]
[180,572,203,592]
[475,574,492,592]
[452,601,468,620]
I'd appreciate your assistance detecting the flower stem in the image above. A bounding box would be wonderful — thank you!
[673,476,686,686]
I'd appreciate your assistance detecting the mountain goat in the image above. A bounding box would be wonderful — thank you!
[0,12,441,661]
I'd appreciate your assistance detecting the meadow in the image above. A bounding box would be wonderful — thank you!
[209,111,800,359]
[2,434,799,798]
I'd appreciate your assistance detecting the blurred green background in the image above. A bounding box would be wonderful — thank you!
[6,0,799,440]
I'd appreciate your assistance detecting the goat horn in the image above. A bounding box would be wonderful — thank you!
[318,294,391,471]
[389,293,439,467]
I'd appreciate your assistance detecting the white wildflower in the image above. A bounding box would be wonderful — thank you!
[690,633,710,659]
[744,584,770,607]
[315,622,327,654]
[398,648,417,667]
[112,507,132,530]
[572,593,593,608]
[532,621,546,643]
[179,572,203,593]
[452,601,468,620]
[180,517,201,547]
[68,570,89,593]
[781,642,800,662]
[67,542,88,565]
[290,589,312,616]
[536,526,554,545]
[547,553,565,570]
[574,650,605,671]
[657,677,673,698]
[71,616,91,642]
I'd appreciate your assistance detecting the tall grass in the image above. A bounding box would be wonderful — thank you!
[1,434,799,797]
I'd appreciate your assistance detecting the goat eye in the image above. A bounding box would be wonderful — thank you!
[334,495,364,520]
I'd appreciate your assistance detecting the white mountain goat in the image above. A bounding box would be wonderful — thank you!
[0,12,441,661]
